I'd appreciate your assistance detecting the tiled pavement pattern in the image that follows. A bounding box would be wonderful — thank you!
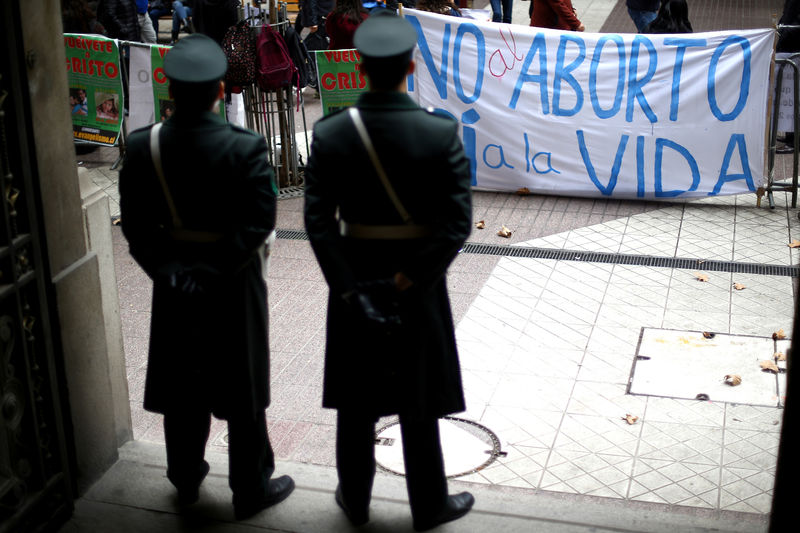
[89,0,799,526]
[451,194,792,514]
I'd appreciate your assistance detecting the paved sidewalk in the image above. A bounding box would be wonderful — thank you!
[68,1,793,531]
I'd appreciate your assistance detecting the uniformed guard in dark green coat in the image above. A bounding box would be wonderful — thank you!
[119,33,294,520]
[304,12,474,532]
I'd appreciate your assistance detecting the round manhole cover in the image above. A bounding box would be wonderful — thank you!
[374,416,503,478]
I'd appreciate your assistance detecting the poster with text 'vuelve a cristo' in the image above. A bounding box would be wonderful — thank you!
[65,34,123,145]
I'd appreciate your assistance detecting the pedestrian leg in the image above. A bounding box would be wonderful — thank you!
[335,410,376,518]
[227,409,275,500]
[398,413,448,524]
[164,406,212,502]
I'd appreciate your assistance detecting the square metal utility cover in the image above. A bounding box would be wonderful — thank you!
[630,328,785,407]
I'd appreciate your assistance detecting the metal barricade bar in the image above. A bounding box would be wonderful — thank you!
[767,30,800,209]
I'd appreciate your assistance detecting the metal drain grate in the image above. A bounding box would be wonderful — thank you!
[275,229,309,240]
[272,229,800,277]
[461,242,800,277]
[278,186,305,199]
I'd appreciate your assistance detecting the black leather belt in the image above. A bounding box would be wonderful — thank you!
[339,220,432,239]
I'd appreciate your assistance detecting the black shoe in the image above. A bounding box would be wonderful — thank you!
[175,461,210,506]
[413,492,474,532]
[335,486,369,526]
[777,144,795,154]
[233,475,295,520]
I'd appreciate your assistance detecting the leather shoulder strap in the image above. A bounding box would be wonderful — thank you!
[149,122,183,229]
[348,107,412,224]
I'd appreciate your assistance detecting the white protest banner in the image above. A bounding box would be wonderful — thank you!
[775,52,798,133]
[406,10,774,198]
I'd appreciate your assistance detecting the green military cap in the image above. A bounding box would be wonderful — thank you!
[164,34,227,83]
[354,11,418,58]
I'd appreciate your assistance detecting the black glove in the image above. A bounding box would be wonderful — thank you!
[342,279,402,328]
[169,269,202,294]
[159,262,222,295]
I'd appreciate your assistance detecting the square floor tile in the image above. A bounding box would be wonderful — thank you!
[720,467,775,514]
[645,397,725,427]
[725,404,784,432]
[567,381,646,418]
[722,428,780,471]
[577,351,636,385]
[638,421,723,465]
[629,457,720,508]
[490,374,574,412]
[553,413,642,456]
[541,450,633,499]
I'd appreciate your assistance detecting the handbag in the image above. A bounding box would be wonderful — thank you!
[222,20,258,87]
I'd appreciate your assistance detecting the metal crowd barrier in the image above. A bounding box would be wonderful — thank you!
[767,25,800,209]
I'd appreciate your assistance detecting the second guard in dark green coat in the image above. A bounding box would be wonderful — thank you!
[304,12,474,532]
[119,34,294,520]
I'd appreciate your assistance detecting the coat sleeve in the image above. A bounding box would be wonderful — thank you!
[217,135,277,272]
[119,128,177,280]
[304,123,358,296]
[546,0,582,30]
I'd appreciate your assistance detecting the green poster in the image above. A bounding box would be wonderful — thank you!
[64,34,124,145]
[149,44,224,122]
[150,45,175,121]
[315,49,369,116]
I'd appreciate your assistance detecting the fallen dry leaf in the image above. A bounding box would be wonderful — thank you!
[775,352,787,362]
[621,414,639,425]
[702,331,716,339]
[516,187,531,196]
[693,272,709,282]
[733,283,746,290]
[760,360,780,373]
[475,220,486,229]
[497,225,512,238]
[788,239,800,248]
[724,374,742,386]
[773,329,787,340]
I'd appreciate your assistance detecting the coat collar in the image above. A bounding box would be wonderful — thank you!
[356,91,419,111]
[168,110,226,128]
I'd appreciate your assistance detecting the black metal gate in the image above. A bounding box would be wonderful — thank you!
[1,2,75,531]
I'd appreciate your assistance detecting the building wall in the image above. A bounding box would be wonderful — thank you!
[19,0,131,494]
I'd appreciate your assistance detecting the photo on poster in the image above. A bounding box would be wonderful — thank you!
[95,91,120,122]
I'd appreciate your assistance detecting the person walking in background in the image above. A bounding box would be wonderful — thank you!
[193,0,239,45]
[119,34,294,521]
[626,0,659,32]
[417,0,463,17]
[300,0,335,42]
[776,0,800,153]
[490,0,512,24]
[136,0,157,42]
[531,0,585,31]
[61,0,107,35]
[325,0,368,50]
[172,0,196,42]
[96,0,141,40]
[148,0,172,36]
[645,0,692,33]
[304,12,475,532]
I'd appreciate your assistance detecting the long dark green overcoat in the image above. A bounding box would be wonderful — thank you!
[119,111,276,420]
[304,92,472,418]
